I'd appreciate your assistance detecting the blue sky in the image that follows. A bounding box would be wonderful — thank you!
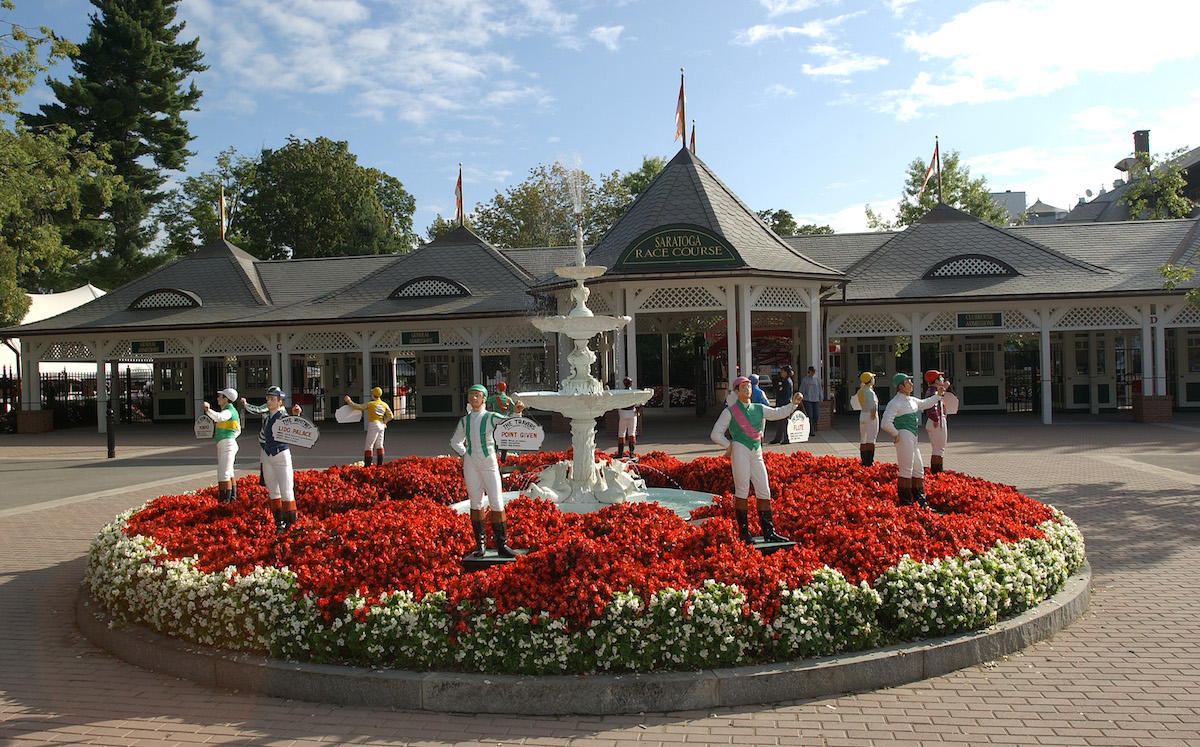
[9,0,1200,236]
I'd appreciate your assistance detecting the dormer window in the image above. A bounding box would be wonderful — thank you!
[924,255,1017,279]
[129,289,201,309]
[390,277,469,299]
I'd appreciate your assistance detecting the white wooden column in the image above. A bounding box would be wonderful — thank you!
[724,285,737,387]
[660,329,671,411]
[1141,305,1154,395]
[360,335,371,431]
[911,312,922,382]
[738,284,752,380]
[808,287,822,395]
[1154,307,1168,397]
[624,287,639,388]
[1040,309,1053,425]
[192,337,204,421]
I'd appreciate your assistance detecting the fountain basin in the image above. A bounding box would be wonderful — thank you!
[517,388,651,420]
[531,314,631,338]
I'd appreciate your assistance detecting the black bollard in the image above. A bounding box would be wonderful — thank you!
[106,406,115,458]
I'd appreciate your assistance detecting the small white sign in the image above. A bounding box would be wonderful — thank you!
[494,416,545,452]
[786,410,810,443]
[272,415,320,448]
[335,404,363,423]
[194,415,214,439]
[943,391,960,416]
[850,387,863,411]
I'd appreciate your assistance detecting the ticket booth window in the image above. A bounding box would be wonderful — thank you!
[158,360,187,391]
[1074,338,1089,375]
[1189,336,1200,373]
[424,355,451,387]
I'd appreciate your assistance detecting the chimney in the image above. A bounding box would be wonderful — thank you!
[1133,130,1150,158]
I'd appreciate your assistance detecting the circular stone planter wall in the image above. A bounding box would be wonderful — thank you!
[76,563,1090,715]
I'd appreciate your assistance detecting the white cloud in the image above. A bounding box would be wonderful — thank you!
[802,44,888,78]
[185,0,573,127]
[589,25,624,52]
[1069,106,1138,133]
[803,200,895,234]
[766,83,796,98]
[882,0,1200,120]
[886,0,919,16]
[734,22,828,45]
[758,0,822,16]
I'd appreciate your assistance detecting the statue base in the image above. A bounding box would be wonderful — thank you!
[461,549,529,571]
[749,538,797,555]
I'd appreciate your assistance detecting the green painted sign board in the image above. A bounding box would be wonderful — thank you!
[957,312,1003,329]
[131,340,165,354]
[401,331,440,346]
[615,224,743,271]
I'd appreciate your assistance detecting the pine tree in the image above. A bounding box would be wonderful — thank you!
[25,0,206,288]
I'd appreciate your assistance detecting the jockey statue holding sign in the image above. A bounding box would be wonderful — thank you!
[451,384,525,558]
[242,387,302,535]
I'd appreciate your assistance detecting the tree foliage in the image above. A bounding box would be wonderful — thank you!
[1122,147,1195,221]
[242,136,416,259]
[463,156,666,249]
[423,213,457,244]
[756,208,833,236]
[157,147,256,256]
[864,149,1016,231]
[24,0,206,289]
[468,162,624,249]
[1,1,116,328]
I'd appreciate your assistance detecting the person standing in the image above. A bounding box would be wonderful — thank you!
[242,387,302,535]
[798,366,822,431]
[856,372,880,466]
[749,374,770,405]
[201,387,240,504]
[710,376,804,544]
[922,370,949,473]
[344,387,394,466]
[487,381,516,463]
[880,373,945,509]
[451,384,525,558]
[769,365,795,444]
[616,376,641,459]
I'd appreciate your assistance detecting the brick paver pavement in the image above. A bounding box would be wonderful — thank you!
[1,411,1198,746]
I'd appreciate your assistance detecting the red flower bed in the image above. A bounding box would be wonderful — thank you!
[124,450,1054,629]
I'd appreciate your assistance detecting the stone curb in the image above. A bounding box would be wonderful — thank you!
[77,562,1090,715]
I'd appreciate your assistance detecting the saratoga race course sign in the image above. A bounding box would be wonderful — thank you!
[615,224,743,271]
[494,416,545,452]
[272,416,320,448]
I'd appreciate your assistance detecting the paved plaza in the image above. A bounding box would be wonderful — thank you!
[2,409,1199,746]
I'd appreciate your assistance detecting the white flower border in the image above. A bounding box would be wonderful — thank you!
[85,506,1084,675]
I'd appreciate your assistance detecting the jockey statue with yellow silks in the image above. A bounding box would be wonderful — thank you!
[344,387,394,466]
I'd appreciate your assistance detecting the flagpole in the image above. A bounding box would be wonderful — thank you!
[935,136,942,204]
[690,119,696,155]
[218,184,226,241]
[675,67,686,143]
[455,163,463,227]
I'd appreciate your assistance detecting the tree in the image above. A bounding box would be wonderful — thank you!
[1122,147,1195,221]
[467,157,666,249]
[469,162,629,249]
[242,136,416,259]
[25,0,206,289]
[756,208,835,236]
[1,1,115,328]
[157,147,256,256]
[864,149,1015,231]
[620,155,666,200]
[423,214,457,244]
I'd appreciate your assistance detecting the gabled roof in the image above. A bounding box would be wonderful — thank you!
[783,203,1200,303]
[236,225,541,324]
[580,147,841,280]
[3,229,544,336]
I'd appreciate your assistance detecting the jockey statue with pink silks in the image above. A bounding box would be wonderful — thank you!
[710,375,804,545]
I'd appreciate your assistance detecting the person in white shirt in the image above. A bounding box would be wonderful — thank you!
[880,372,945,509]
[450,384,524,557]
[798,366,822,430]
[616,376,640,459]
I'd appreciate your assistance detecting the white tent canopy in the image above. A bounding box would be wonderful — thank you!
[2,284,106,373]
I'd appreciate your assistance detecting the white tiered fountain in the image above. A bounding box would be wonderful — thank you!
[515,192,654,511]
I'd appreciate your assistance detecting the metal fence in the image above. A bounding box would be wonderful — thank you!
[0,369,154,430]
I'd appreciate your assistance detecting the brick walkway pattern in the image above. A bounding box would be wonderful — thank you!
[1,411,1198,746]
